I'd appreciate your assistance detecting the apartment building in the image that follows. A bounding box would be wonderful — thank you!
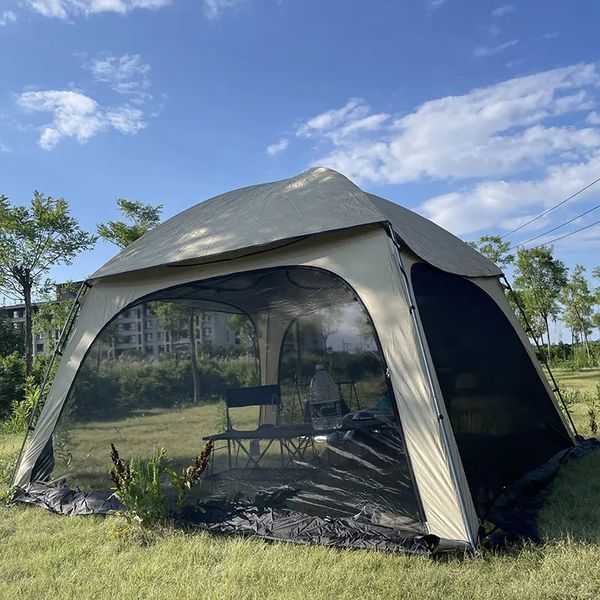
[0,300,240,358]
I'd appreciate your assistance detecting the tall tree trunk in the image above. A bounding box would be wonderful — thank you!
[574,309,591,358]
[23,280,33,376]
[188,310,200,404]
[581,327,591,358]
[544,314,551,359]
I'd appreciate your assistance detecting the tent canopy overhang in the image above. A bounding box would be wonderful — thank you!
[91,167,501,282]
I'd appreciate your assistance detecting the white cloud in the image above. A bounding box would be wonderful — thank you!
[27,0,170,20]
[17,90,146,150]
[297,64,600,187]
[0,10,17,25]
[266,138,289,155]
[473,39,518,57]
[420,154,600,237]
[87,54,150,99]
[491,4,514,18]
[202,0,244,20]
[297,98,390,145]
[587,111,600,125]
[0,142,11,153]
[427,0,446,10]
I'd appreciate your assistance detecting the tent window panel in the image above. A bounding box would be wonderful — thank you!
[49,305,260,492]
[46,266,424,533]
[411,263,573,515]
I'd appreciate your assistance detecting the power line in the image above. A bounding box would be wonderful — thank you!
[529,216,600,249]
[500,175,600,239]
[516,201,600,247]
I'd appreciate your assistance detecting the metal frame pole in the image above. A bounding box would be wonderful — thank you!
[384,223,476,548]
[11,280,92,486]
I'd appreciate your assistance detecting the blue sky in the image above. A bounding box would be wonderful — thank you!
[0,0,599,289]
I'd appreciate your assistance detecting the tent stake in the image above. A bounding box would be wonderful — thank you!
[11,280,92,487]
[501,276,578,437]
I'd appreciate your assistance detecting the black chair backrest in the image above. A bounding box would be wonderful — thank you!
[225,385,281,408]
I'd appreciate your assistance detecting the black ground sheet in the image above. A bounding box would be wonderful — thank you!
[14,438,599,553]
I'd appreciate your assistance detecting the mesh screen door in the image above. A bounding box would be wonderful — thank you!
[411,263,573,515]
[45,266,425,533]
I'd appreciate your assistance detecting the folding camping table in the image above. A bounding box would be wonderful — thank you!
[203,415,396,476]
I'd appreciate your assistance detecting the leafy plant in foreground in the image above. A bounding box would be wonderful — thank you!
[110,444,168,525]
[109,441,214,524]
[166,440,213,509]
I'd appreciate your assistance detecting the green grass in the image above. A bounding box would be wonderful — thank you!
[1,371,600,599]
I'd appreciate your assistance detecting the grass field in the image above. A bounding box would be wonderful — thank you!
[1,369,600,599]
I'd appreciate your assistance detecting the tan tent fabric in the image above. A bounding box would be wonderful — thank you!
[91,167,500,280]
[16,226,477,546]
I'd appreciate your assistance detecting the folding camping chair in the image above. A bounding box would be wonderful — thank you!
[221,385,283,471]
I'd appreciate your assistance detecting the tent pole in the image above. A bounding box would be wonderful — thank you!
[384,223,476,549]
[11,279,92,487]
[501,275,578,437]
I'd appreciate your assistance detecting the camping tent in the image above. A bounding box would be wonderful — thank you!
[13,167,576,554]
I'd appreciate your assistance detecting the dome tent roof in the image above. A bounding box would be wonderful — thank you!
[91,167,501,280]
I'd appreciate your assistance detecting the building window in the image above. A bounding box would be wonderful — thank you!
[203,327,212,336]
[36,343,44,353]
[157,332,164,341]
[158,345,165,353]
[145,332,153,342]
[144,346,153,354]
[144,320,153,329]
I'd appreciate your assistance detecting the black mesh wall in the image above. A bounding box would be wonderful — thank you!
[411,263,573,516]
[45,266,424,538]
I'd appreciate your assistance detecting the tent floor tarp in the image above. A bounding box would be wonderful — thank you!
[13,438,599,555]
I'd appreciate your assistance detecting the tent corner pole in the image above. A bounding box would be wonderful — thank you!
[10,279,92,487]
[383,222,477,549]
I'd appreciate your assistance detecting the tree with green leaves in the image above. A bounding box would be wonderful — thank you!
[227,313,256,349]
[467,235,514,269]
[33,281,80,355]
[592,266,600,339]
[560,265,595,357]
[513,246,567,356]
[97,199,163,248]
[0,193,96,374]
[506,286,546,347]
[150,302,201,404]
[0,312,24,356]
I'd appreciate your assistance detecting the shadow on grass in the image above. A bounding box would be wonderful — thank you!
[539,449,600,544]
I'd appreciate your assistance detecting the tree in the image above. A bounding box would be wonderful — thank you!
[467,235,514,269]
[592,266,600,339]
[506,286,546,347]
[0,351,26,419]
[513,246,567,357]
[97,199,163,248]
[0,193,96,374]
[560,265,595,357]
[227,313,257,349]
[151,302,201,404]
[0,312,24,356]
[33,281,80,354]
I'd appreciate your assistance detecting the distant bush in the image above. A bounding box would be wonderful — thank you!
[0,352,26,420]
[69,352,259,418]
[1,377,40,434]
[544,342,600,371]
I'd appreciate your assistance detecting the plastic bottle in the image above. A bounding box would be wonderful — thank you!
[309,365,342,430]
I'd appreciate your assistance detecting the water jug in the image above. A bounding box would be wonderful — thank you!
[309,365,342,430]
